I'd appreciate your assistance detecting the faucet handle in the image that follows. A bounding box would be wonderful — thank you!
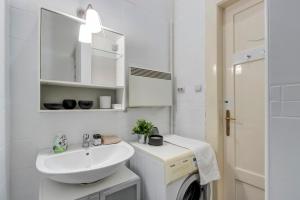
[83,133,90,141]
[82,133,90,148]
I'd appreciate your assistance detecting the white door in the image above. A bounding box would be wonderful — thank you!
[223,0,265,200]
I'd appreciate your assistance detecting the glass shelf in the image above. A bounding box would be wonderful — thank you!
[92,48,123,59]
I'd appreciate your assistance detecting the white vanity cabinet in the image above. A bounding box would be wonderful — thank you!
[78,182,139,200]
[100,180,139,200]
[78,193,99,200]
[40,166,140,200]
[76,176,140,200]
[77,182,139,200]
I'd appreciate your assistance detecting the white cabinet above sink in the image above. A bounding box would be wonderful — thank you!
[39,8,126,112]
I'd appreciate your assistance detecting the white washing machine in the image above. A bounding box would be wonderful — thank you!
[130,142,210,200]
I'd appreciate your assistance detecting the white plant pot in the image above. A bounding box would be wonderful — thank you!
[138,135,147,144]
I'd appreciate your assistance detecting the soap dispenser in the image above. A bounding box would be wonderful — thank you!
[53,134,68,153]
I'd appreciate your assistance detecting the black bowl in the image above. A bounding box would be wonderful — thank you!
[148,135,163,146]
[62,99,77,109]
[44,103,63,110]
[78,101,93,109]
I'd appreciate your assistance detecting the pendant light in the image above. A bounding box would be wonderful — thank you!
[78,4,103,43]
[85,4,102,33]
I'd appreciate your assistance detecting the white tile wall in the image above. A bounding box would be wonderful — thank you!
[9,0,172,199]
[270,86,281,101]
[269,117,300,199]
[10,0,39,12]
[268,0,300,199]
[270,101,281,117]
[0,148,8,200]
[10,167,40,200]
[282,84,300,101]
[173,0,205,140]
[281,102,300,117]
[11,139,37,170]
[0,0,9,199]
[10,7,38,40]
[270,84,300,118]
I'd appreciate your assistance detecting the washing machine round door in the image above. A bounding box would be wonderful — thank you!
[176,173,209,200]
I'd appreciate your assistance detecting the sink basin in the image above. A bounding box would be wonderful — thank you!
[36,141,135,184]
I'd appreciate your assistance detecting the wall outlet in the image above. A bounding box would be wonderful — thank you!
[177,87,185,93]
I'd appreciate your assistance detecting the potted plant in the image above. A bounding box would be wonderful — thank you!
[132,119,154,144]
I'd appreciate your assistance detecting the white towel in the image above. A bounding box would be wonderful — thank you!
[164,135,220,185]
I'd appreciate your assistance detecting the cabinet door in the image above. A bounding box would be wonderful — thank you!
[77,193,99,200]
[101,182,140,200]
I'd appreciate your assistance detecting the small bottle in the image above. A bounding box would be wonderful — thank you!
[93,134,102,146]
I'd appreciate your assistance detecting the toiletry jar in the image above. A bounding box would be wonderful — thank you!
[99,96,111,109]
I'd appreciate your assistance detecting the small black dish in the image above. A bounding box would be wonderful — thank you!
[44,103,63,110]
[62,99,77,109]
[78,101,94,109]
[148,135,163,146]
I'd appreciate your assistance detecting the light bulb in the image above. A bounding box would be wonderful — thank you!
[79,24,92,43]
[86,8,102,33]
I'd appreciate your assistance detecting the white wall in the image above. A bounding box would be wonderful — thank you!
[268,0,300,199]
[9,0,172,199]
[0,0,9,199]
[174,0,206,140]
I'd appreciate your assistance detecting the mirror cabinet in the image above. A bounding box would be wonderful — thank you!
[39,8,125,112]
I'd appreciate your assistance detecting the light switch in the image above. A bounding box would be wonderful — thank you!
[195,85,202,93]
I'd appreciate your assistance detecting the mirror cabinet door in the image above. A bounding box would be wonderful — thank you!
[41,9,84,82]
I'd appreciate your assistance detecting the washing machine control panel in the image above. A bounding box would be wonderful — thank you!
[165,153,198,185]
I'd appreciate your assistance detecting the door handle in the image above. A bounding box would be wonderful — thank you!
[225,110,236,136]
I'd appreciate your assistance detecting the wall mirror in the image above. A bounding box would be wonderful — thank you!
[39,8,126,112]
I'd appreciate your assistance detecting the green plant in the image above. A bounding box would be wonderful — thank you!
[132,119,154,137]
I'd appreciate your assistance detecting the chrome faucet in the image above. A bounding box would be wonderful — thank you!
[82,134,90,148]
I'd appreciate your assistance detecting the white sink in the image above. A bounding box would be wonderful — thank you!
[36,141,135,184]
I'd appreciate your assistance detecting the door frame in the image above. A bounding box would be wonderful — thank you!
[204,0,269,199]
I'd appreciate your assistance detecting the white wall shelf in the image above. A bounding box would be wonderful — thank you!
[39,108,125,113]
[41,79,124,90]
[92,48,123,60]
